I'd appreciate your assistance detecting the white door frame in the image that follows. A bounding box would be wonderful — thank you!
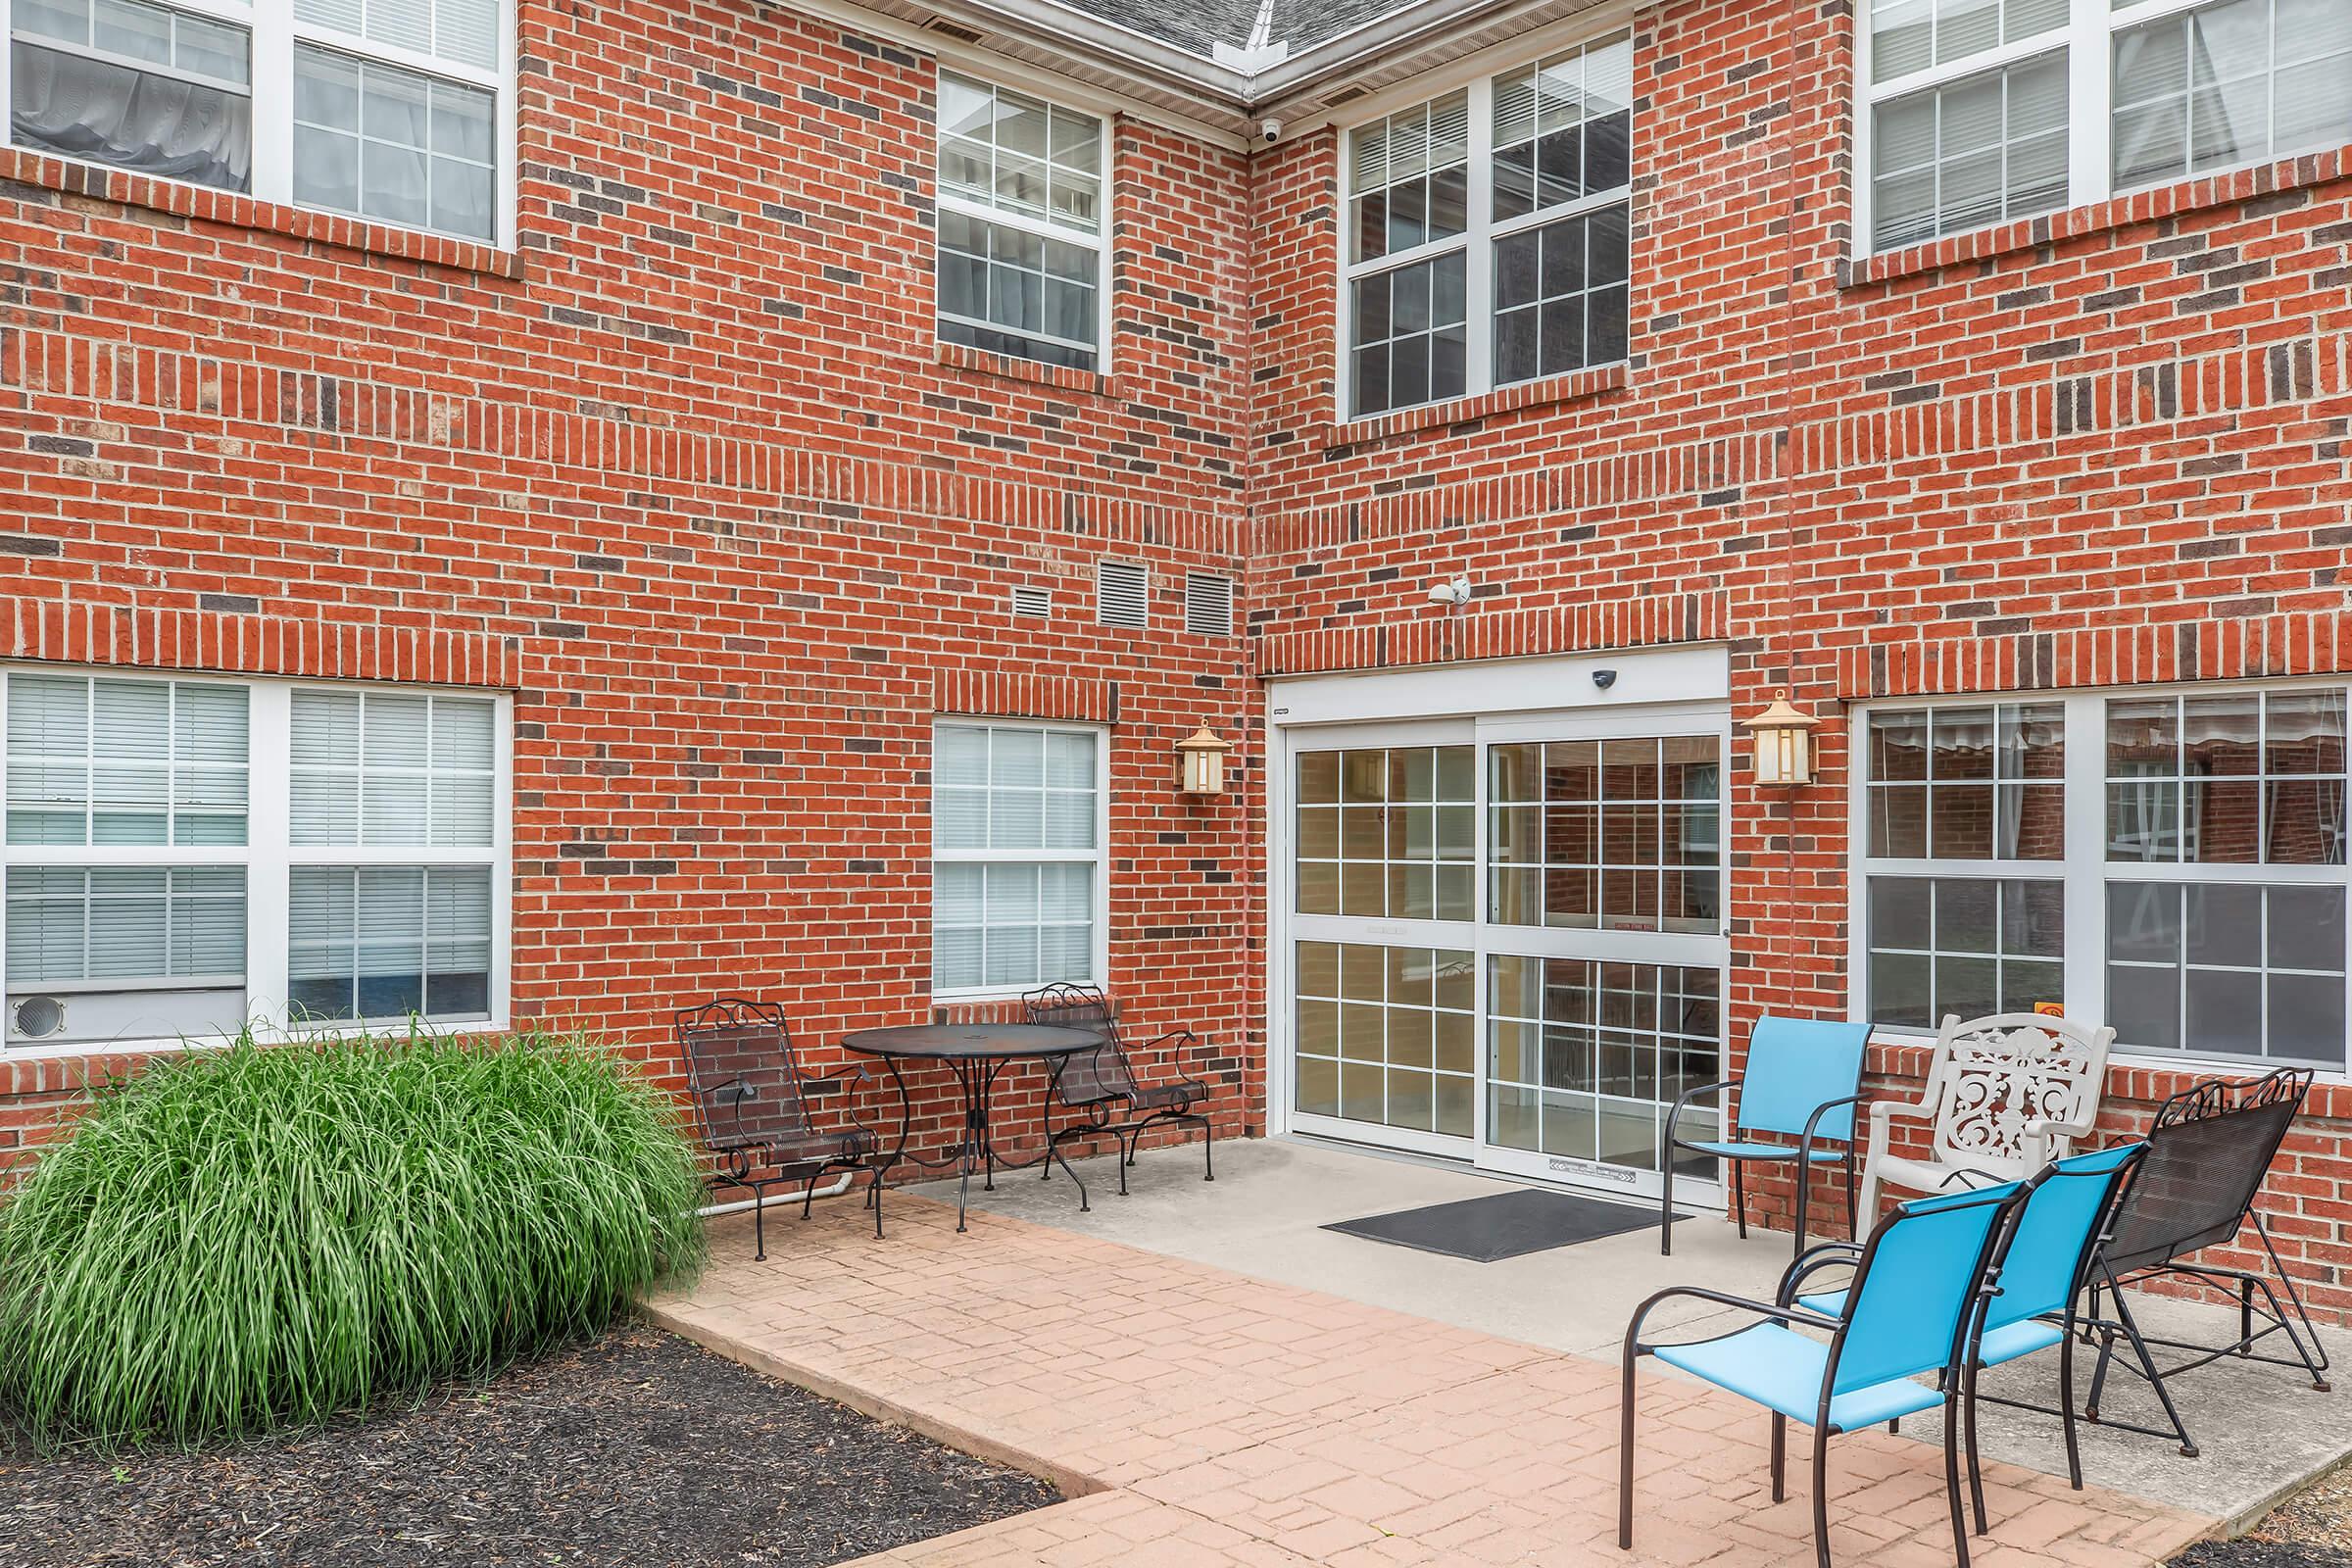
[1264,646,1735,1204]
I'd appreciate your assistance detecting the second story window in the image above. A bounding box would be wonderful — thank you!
[1859,0,2352,255]
[7,0,508,242]
[1341,31,1634,420]
[935,72,1108,372]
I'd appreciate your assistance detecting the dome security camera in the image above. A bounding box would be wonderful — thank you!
[1260,117,1283,142]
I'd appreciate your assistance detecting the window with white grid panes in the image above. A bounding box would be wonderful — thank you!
[932,720,1103,997]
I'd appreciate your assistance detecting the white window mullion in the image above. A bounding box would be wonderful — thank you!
[2066,0,2110,212]
[245,680,293,1026]
[250,4,294,208]
[1462,75,1494,400]
[2060,694,2105,1025]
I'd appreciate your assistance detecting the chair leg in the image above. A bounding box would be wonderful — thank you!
[1942,1396,1972,1568]
[1811,1424,1833,1568]
[1660,1152,1677,1257]
[1191,1113,1214,1181]
[1842,1150,1859,1241]
[801,1170,820,1220]
[1041,1102,1054,1181]
[1770,1413,1787,1503]
[2109,1289,2200,1458]
[1116,1131,1133,1196]
[870,1164,886,1240]
[1964,1359,1987,1536]
[1618,1339,1640,1550]
[2251,1211,2333,1389]
[753,1184,768,1263]
[1733,1161,1747,1241]
[2060,1311,2084,1490]
[1793,1160,1812,1261]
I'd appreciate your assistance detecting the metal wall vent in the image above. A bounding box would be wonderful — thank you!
[1010,585,1052,619]
[1097,560,1149,630]
[921,16,985,41]
[9,995,65,1040]
[1185,572,1235,637]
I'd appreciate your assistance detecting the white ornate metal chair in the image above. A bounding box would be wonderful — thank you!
[1858,1012,2115,1221]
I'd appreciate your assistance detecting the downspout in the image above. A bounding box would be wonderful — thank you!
[698,1173,858,1217]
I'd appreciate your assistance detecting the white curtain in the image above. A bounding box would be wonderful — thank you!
[12,43,249,190]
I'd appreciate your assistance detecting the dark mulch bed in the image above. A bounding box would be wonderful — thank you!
[2175,1458,2352,1568]
[0,1325,1056,1568]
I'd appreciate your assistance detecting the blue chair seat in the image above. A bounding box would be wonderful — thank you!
[1653,1323,1948,1431]
[1798,1291,2068,1368]
[1678,1138,1848,1163]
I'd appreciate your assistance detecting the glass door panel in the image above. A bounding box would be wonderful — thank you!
[1294,938,1475,1137]
[1283,711,1728,1195]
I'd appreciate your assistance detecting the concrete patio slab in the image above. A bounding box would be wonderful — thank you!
[650,1167,2216,1568]
[892,1135,2350,1532]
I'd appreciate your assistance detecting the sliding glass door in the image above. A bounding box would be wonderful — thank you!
[1279,704,1730,1200]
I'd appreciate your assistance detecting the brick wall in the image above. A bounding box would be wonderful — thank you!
[1237,0,2352,1309]
[0,0,2348,1316]
[0,0,1261,1168]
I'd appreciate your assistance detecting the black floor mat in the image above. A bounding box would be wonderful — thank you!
[1324,1187,1673,1262]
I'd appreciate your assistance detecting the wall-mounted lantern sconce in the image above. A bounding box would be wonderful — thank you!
[1177,723,1233,796]
[1744,690,1819,787]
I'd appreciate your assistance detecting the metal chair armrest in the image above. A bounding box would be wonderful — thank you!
[1777,1241,1864,1305]
[1626,1284,1844,1352]
[805,1062,889,1151]
[1663,1078,1739,1149]
[1799,1094,1866,1145]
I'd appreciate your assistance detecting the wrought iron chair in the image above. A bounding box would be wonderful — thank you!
[1858,1011,2114,1219]
[1786,1143,2148,1536]
[1622,1178,2030,1568]
[1659,1015,1872,1258]
[1021,982,1214,1201]
[2078,1066,2329,1456]
[674,997,887,1259]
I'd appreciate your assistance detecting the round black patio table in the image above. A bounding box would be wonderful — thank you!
[841,1023,1102,1232]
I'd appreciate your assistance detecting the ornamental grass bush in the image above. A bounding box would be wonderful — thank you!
[0,1026,707,1448]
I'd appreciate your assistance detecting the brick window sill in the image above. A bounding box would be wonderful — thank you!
[1839,142,2352,288]
[1316,362,1629,453]
[1,148,522,278]
[935,340,1115,398]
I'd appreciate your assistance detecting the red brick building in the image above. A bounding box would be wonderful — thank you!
[0,0,2347,1298]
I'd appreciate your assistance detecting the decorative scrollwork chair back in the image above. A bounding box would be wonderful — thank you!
[1859,1011,2115,1219]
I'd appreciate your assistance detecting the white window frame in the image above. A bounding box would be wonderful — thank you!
[1334,24,1635,424]
[929,717,1110,1004]
[0,0,517,248]
[934,70,1114,374]
[0,664,514,1056]
[1847,680,2352,1076]
[1855,0,2347,257]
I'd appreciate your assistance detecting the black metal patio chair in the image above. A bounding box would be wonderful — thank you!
[1021,982,1214,1200]
[675,997,888,1258]
[2079,1065,2330,1456]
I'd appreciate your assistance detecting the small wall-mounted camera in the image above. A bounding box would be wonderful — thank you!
[1260,118,1283,143]
[1592,668,1619,690]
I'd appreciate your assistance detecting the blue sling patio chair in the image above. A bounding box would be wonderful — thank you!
[1660,1015,1872,1258]
[1784,1143,2148,1536]
[1620,1178,2027,1568]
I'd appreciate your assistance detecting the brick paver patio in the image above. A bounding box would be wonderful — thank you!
[649,1194,2216,1566]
